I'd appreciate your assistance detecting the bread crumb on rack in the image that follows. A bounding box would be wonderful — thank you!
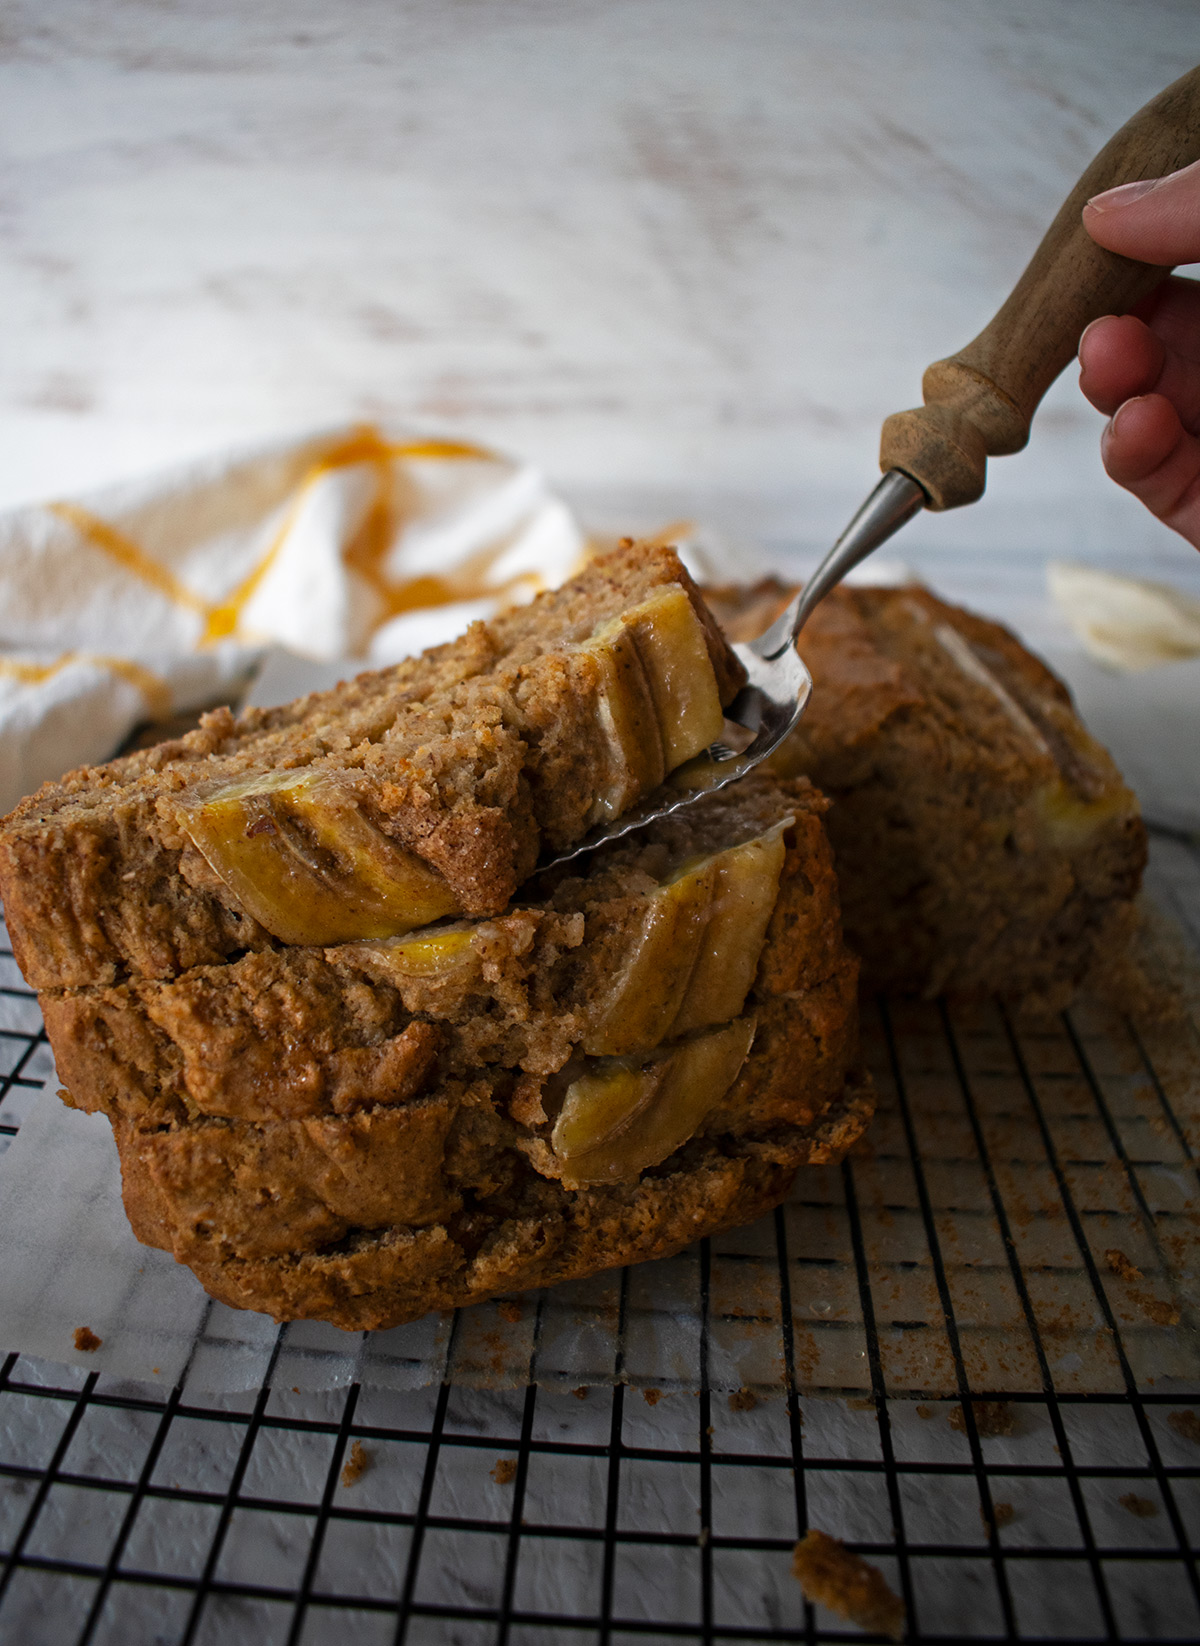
[1105,1249,1142,1282]
[949,1400,1014,1437]
[792,1528,904,1641]
[1168,1411,1200,1445]
[340,1440,370,1488]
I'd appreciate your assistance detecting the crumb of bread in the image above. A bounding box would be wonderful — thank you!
[728,1388,757,1412]
[340,1440,370,1488]
[980,1501,1015,1532]
[915,1404,933,1420]
[949,1400,1014,1437]
[1105,1249,1141,1282]
[1141,1297,1181,1326]
[507,1076,549,1128]
[571,1386,589,1400]
[497,1301,523,1325]
[792,1528,904,1640]
[642,1388,663,1407]
[73,1327,101,1353]
[1169,1411,1200,1445]
[491,1458,517,1486]
[1119,1492,1158,1518]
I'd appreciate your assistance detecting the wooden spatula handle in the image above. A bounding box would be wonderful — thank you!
[879,64,1200,510]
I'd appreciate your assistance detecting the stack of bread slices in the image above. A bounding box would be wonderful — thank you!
[1,544,869,1330]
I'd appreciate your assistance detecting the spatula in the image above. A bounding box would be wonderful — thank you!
[546,63,1200,868]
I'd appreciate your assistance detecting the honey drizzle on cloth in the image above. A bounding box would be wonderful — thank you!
[1,427,536,721]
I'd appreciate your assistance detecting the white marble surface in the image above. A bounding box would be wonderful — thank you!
[2,0,1200,593]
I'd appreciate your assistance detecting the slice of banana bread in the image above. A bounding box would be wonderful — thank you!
[706,580,1146,1007]
[42,775,868,1329]
[1,542,744,991]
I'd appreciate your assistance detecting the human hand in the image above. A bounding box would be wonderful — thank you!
[1079,158,1200,549]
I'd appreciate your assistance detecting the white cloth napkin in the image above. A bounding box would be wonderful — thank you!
[0,424,585,815]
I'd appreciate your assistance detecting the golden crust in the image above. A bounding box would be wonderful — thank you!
[123,1071,875,1332]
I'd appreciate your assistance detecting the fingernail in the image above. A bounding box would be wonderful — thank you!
[1077,317,1102,361]
[1109,395,1146,434]
[1087,176,1163,212]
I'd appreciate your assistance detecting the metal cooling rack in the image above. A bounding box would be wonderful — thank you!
[0,827,1198,1645]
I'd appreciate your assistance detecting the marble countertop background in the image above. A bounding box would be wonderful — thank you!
[2,0,1200,595]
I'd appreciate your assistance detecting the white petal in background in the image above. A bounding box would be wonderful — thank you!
[1048,561,1200,672]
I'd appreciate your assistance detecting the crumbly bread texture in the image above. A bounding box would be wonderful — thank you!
[0,543,743,991]
[706,581,1146,1008]
[44,776,868,1329]
[792,1529,905,1642]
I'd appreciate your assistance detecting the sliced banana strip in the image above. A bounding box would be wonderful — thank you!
[552,1016,757,1186]
[583,820,789,1055]
[180,768,458,945]
[672,824,788,1036]
[582,856,717,1055]
[582,585,725,824]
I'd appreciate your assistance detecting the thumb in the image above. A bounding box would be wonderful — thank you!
[1082,156,1200,265]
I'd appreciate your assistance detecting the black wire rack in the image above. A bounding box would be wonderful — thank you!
[0,827,1198,1645]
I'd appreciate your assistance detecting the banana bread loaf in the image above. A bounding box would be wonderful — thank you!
[42,775,868,1329]
[706,580,1146,1007]
[1,542,744,990]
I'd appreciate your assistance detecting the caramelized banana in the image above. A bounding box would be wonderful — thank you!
[581,857,717,1055]
[624,585,726,766]
[583,821,789,1053]
[180,769,459,945]
[1033,780,1139,850]
[346,925,477,979]
[551,1059,667,1164]
[672,821,788,1034]
[580,620,666,822]
[553,1016,757,1186]
[580,585,725,825]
